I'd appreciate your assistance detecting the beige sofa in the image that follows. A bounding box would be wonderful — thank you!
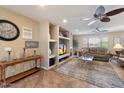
[79,48,112,62]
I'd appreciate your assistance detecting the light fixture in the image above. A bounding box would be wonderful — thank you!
[113,43,123,56]
[62,19,67,23]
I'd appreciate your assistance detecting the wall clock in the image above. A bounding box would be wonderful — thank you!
[0,20,20,41]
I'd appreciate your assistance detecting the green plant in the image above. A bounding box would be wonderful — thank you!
[73,39,78,48]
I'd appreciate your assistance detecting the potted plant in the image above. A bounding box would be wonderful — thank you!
[73,38,78,56]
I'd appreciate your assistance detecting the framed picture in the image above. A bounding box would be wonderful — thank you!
[25,41,39,48]
[22,27,32,39]
[113,37,121,46]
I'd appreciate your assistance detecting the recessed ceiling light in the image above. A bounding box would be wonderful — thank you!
[39,4,46,7]
[62,19,68,23]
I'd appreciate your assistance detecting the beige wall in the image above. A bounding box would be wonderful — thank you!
[0,7,40,61]
[74,31,124,53]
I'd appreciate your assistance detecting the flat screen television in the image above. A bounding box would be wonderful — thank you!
[59,44,67,55]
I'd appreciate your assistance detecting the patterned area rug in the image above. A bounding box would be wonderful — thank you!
[56,58,124,88]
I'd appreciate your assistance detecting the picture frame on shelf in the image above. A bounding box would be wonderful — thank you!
[59,31,64,36]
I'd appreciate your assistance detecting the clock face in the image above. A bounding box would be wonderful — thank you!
[0,20,20,41]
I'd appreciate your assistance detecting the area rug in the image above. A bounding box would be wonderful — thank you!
[56,58,124,88]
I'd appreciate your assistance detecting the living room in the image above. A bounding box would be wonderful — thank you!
[0,3,124,90]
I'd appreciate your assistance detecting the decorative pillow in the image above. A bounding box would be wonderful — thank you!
[89,48,97,53]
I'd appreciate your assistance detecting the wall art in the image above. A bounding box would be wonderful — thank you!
[25,41,39,48]
[22,27,32,39]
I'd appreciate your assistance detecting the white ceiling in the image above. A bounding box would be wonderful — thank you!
[1,5,124,35]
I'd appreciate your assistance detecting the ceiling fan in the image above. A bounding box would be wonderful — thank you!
[81,6,124,26]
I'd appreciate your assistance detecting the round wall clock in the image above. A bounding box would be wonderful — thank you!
[0,20,20,41]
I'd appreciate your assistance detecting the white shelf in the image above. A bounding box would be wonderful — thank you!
[59,53,70,59]
[49,54,57,59]
[49,39,56,42]
[59,57,72,65]
[59,36,70,40]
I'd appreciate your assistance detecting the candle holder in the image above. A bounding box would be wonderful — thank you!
[34,50,36,55]
[7,51,12,62]
[22,48,26,58]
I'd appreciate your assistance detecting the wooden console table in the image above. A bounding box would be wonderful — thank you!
[0,55,43,87]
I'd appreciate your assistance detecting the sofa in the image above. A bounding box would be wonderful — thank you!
[79,47,112,62]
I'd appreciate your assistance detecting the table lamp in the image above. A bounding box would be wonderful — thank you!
[113,44,123,56]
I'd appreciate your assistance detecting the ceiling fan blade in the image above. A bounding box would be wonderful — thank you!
[95,6,105,17]
[105,8,124,16]
[80,18,92,21]
[102,30,109,32]
[96,28,100,31]
[100,17,110,22]
[88,20,97,26]
[96,28,109,32]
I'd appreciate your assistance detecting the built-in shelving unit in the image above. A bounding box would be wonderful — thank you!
[58,27,71,63]
[40,22,73,70]
[48,23,58,68]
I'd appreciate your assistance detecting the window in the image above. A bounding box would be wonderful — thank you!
[101,37,108,48]
[89,38,101,48]
[82,37,108,48]
[82,38,88,48]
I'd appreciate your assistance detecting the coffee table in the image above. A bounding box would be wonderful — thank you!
[78,54,94,63]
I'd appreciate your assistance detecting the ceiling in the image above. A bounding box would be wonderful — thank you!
[1,5,124,35]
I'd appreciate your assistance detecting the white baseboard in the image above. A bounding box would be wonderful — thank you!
[41,66,49,70]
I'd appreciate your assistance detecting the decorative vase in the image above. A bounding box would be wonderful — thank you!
[49,48,52,55]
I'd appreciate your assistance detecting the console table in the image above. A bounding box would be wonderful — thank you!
[0,55,43,87]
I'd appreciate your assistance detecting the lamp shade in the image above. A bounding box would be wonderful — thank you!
[113,44,123,51]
